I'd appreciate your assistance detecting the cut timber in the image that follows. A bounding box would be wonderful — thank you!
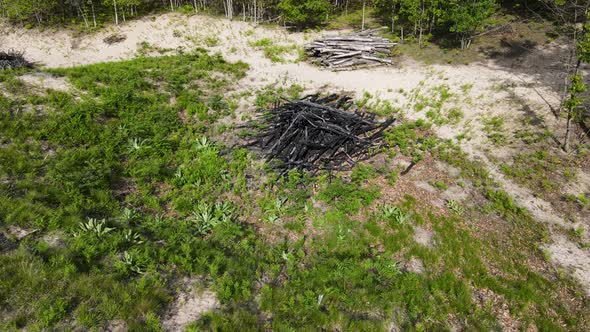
[305,28,396,70]
[332,51,362,59]
[360,55,394,64]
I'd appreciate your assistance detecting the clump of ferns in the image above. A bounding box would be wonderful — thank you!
[265,197,288,223]
[190,201,234,235]
[73,217,114,238]
[123,230,144,245]
[118,251,145,275]
[446,199,464,216]
[127,138,150,154]
[172,136,218,187]
[195,136,216,151]
[172,165,189,186]
[379,204,410,225]
[120,207,139,224]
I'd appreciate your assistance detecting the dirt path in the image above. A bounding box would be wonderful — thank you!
[2,12,589,296]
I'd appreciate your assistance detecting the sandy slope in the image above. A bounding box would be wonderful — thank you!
[2,13,589,297]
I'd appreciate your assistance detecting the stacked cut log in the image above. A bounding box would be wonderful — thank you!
[305,28,396,70]
[243,94,395,175]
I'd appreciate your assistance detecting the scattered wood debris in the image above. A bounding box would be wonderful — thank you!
[103,33,127,45]
[0,50,34,70]
[304,28,396,70]
[244,94,395,175]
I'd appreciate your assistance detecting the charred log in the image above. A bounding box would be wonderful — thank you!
[243,94,395,175]
[0,50,34,70]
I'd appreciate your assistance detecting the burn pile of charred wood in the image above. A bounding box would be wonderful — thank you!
[244,94,395,174]
[103,33,127,45]
[304,28,396,70]
[0,50,34,70]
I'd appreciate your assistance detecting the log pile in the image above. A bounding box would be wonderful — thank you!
[244,94,395,174]
[0,50,34,70]
[305,28,396,70]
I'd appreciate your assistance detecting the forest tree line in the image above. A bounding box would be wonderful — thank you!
[0,1,556,39]
[0,1,586,53]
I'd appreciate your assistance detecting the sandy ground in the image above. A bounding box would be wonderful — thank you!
[161,278,219,331]
[2,13,589,295]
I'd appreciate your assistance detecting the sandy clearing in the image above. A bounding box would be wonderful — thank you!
[161,278,219,331]
[2,12,589,296]
[404,257,426,274]
[546,235,590,297]
[414,227,435,247]
[162,289,218,331]
[20,72,71,92]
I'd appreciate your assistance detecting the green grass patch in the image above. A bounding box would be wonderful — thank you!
[249,38,295,63]
[500,150,576,194]
[1,52,588,331]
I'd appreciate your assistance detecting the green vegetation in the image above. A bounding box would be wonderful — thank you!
[500,151,565,193]
[481,115,507,145]
[445,199,464,215]
[446,0,497,49]
[1,49,589,331]
[384,119,437,163]
[278,0,331,28]
[374,0,497,47]
[0,0,555,46]
[565,193,589,210]
[409,83,466,126]
[254,83,304,108]
[357,91,401,117]
[249,38,295,63]
[0,51,252,330]
[432,180,448,190]
[204,36,221,47]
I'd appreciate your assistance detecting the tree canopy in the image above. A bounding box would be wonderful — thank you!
[0,0,581,48]
[278,0,331,28]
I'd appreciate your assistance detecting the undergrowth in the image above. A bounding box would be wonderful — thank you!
[0,50,588,331]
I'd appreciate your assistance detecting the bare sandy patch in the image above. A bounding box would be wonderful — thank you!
[42,232,66,248]
[414,181,437,194]
[545,235,590,297]
[562,170,590,197]
[6,225,37,240]
[162,278,219,331]
[435,161,461,178]
[414,227,434,247]
[442,185,469,202]
[403,257,425,274]
[20,72,71,92]
[103,319,127,332]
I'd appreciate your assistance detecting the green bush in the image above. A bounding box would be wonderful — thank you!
[278,0,331,28]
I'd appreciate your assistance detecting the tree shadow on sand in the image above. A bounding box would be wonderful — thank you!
[480,39,539,59]
[477,35,576,120]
